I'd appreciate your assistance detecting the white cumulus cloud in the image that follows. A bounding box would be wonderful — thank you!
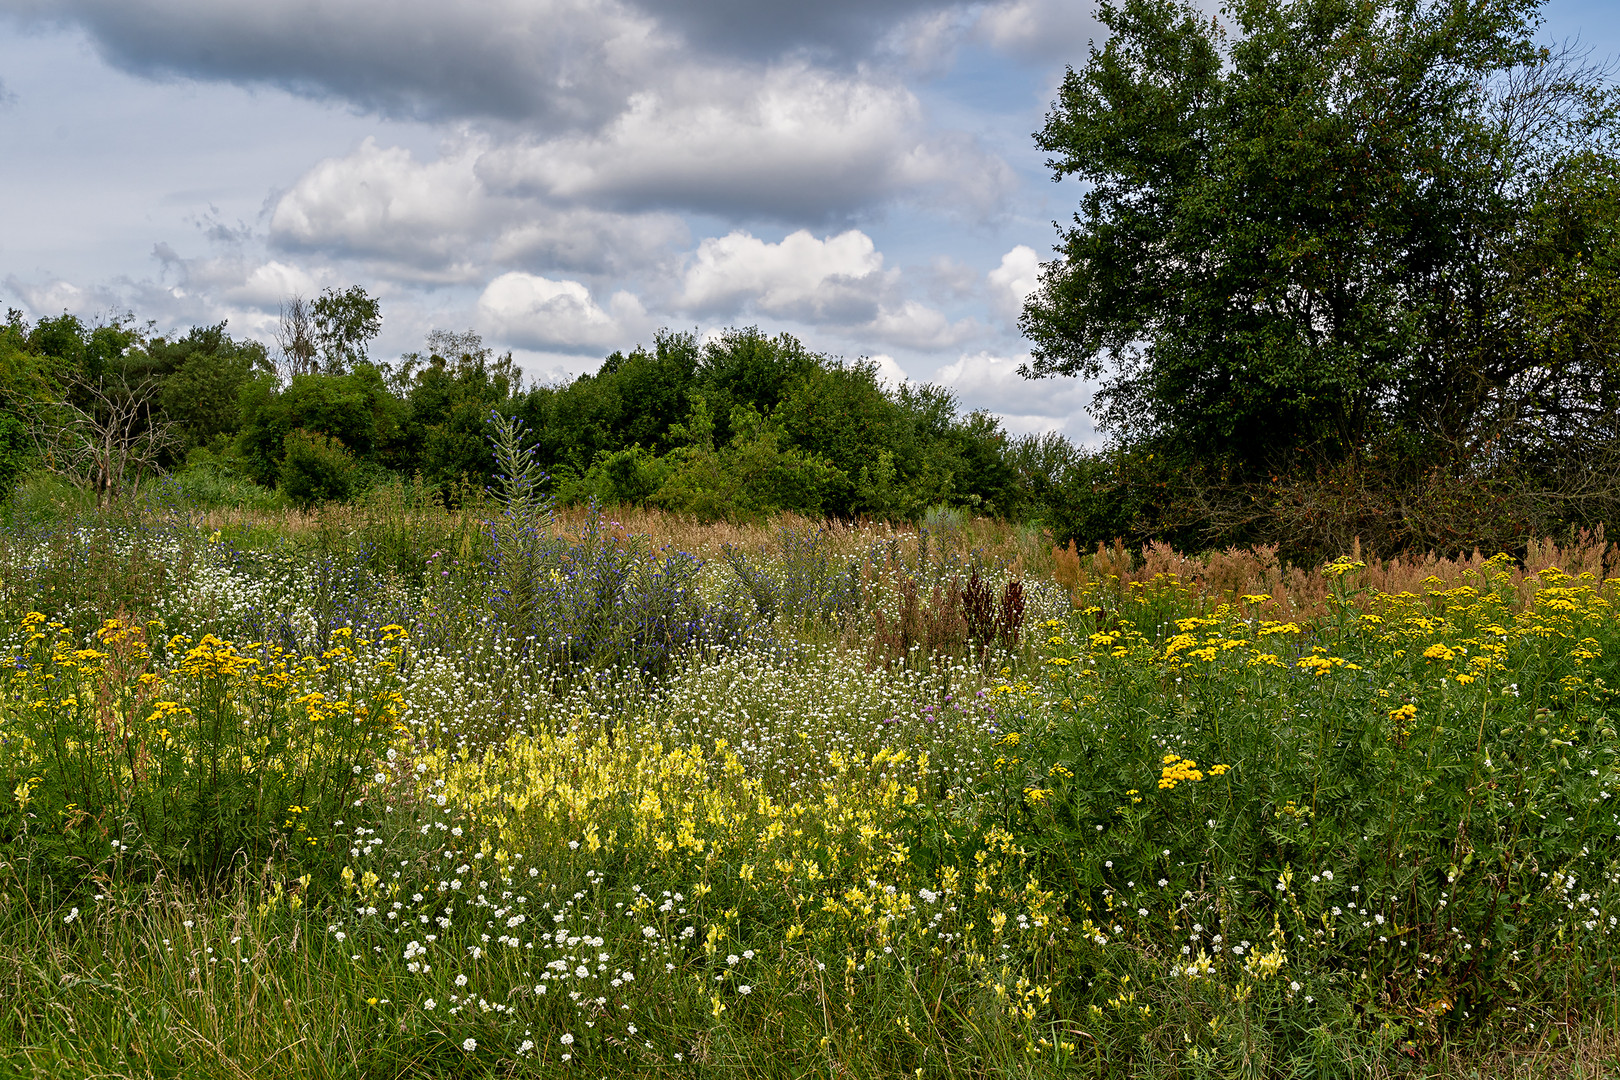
[477,272,648,352]
[974,0,1102,60]
[986,244,1041,323]
[866,353,909,386]
[677,228,975,348]
[475,63,1006,218]
[935,350,1095,441]
[680,229,885,321]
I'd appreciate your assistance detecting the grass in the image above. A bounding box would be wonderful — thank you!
[1,497,1618,1077]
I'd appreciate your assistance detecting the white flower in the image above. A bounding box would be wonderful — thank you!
[561,1033,575,1045]
[739,985,752,995]
[63,908,79,924]
[455,974,468,987]
[462,1038,477,1052]
[423,998,436,1011]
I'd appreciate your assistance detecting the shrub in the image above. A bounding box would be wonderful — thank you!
[279,428,357,508]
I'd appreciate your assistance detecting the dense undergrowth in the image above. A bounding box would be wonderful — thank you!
[1,483,1619,1076]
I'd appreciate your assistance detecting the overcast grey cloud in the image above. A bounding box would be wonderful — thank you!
[0,0,667,126]
[629,0,955,60]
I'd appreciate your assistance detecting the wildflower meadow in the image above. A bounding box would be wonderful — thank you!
[3,441,1620,1076]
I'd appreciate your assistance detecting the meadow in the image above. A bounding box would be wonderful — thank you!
[3,458,1620,1077]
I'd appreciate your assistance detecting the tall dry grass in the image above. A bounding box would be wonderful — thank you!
[1052,527,1620,617]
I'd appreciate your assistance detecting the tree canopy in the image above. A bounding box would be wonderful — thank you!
[1022,0,1620,472]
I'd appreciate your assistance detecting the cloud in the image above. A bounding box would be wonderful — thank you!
[986,244,1040,323]
[477,271,647,352]
[223,260,325,308]
[475,63,1008,218]
[1,0,668,127]
[865,353,909,386]
[676,228,975,348]
[5,276,94,317]
[3,0,1002,129]
[974,0,1103,60]
[680,229,885,321]
[490,210,689,278]
[270,139,488,277]
[934,350,1095,440]
[865,300,975,349]
[627,0,955,61]
[5,2,1016,231]
[267,137,690,281]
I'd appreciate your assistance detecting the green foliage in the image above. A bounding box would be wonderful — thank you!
[555,444,671,506]
[9,506,1620,1074]
[310,285,382,375]
[170,448,287,511]
[238,364,403,485]
[24,311,140,384]
[145,322,269,461]
[652,403,842,521]
[398,332,520,493]
[279,428,358,508]
[986,563,1620,1066]
[1023,0,1620,473]
[486,411,555,639]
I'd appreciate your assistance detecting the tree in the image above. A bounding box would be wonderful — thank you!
[236,364,403,485]
[274,295,318,380]
[397,328,523,490]
[43,373,176,505]
[0,309,59,496]
[145,322,270,460]
[1021,0,1620,471]
[302,286,382,376]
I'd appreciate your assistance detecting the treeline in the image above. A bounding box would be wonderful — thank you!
[0,305,1101,531]
[10,290,1620,562]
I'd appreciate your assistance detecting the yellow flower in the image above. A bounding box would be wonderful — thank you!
[1158,756,1204,790]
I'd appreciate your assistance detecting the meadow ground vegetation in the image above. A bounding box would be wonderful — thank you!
[2,461,1620,1077]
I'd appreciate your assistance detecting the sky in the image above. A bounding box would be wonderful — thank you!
[1,0,1615,446]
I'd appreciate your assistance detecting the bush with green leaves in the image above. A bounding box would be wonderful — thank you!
[279,427,358,507]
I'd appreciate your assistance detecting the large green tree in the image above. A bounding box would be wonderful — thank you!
[1022,0,1620,470]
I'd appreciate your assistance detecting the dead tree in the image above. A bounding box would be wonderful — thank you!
[41,375,176,506]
